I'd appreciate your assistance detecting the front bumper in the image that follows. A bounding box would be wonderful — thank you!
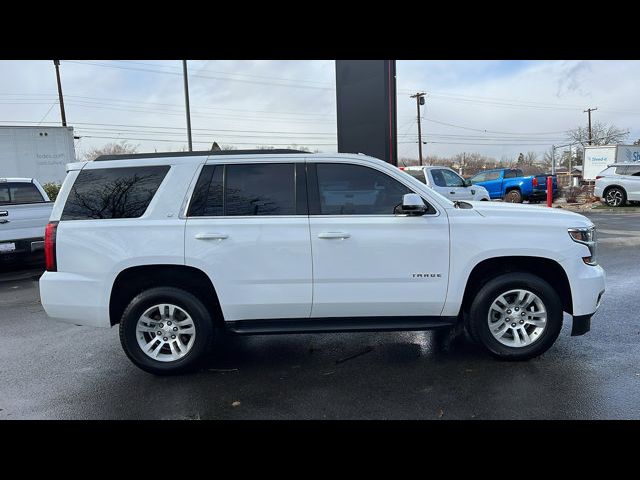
[572,313,593,336]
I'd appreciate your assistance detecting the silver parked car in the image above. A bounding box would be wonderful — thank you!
[400,166,490,201]
[594,163,640,207]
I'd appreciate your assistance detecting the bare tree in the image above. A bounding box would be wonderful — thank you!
[524,151,538,165]
[567,121,629,147]
[81,141,139,161]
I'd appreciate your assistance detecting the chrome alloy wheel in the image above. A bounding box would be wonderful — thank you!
[136,304,196,362]
[605,189,624,207]
[487,289,547,347]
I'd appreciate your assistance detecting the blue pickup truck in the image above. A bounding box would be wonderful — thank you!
[468,168,558,203]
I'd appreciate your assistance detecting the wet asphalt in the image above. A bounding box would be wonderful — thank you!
[0,211,639,420]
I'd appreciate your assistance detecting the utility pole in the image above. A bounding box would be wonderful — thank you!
[182,60,193,151]
[410,92,426,165]
[53,60,67,127]
[584,107,598,145]
[551,145,556,175]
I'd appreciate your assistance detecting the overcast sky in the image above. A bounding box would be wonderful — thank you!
[1,60,638,161]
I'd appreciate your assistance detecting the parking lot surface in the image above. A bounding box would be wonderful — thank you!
[1,211,639,419]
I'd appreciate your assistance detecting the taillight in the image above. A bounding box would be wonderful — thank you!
[532,177,538,187]
[595,176,603,180]
[45,221,58,272]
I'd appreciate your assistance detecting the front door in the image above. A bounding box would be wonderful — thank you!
[185,161,312,321]
[308,161,450,318]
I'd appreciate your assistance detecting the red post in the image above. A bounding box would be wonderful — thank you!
[546,176,553,207]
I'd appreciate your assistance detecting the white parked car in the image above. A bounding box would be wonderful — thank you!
[0,177,52,260]
[594,163,640,207]
[400,166,490,201]
[40,150,605,374]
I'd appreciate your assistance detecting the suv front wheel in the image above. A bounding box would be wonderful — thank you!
[467,273,563,360]
[119,287,215,375]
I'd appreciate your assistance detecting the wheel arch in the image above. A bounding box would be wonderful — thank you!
[602,184,627,196]
[460,256,573,317]
[109,264,224,327]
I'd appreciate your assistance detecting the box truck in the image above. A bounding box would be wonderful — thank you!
[0,126,76,184]
[583,144,640,180]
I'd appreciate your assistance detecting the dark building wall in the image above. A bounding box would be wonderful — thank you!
[335,60,397,165]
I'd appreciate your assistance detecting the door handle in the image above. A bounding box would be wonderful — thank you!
[318,232,350,239]
[195,233,228,240]
[0,210,8,217]
[450,191,456,194]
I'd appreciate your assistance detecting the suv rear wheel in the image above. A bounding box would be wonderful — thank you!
[467,273,563,360]
[119,287,215,375]
[604,186,626,207]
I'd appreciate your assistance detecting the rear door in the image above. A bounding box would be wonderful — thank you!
[622,165,640,200]
[184,161,312,321]
[308,160,449,318]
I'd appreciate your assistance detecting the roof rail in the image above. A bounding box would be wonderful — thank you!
[93,149,308,162]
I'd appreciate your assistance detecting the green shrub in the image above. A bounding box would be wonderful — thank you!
[42,182,62,202]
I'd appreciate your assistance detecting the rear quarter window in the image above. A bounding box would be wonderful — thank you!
[0,182,45,205]
[61,166,170,220]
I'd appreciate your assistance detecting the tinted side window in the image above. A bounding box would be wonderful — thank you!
[628,166,640,176]
[404,169,426,184]
[431,170,447,187]
[441,169,464,187]
[61,166,170,220]
[188,165,223,216]
[504,170,517,179]
[470,173,486,183]
[0,183,45,205]
[316,163,412,215]
[225,163,295,216]
[615,166,628,175]
[485,171,501,181]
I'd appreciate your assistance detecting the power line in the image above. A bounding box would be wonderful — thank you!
[78,134,337,146]
[0,120,334,135]
[64,61,336,91]
[106,60,335,87]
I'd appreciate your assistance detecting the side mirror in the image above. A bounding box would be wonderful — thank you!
[399,193,428,215]
[464,179,472,187]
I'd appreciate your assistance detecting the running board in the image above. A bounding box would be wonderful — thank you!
[226,316,457,335]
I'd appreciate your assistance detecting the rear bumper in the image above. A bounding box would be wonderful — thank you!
[39,271,111,328]
[529,190,559,201]
[0,237,45,255]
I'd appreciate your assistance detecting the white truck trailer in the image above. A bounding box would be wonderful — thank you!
[583,144,640,181]
[0,126,76,185]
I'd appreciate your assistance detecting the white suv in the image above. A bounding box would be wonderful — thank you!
[40,150,606,374]
[594,163,640,207]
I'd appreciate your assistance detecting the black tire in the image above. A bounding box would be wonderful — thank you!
[603,186,627,207]
[504,189,522,203]
[467,273,563,360]
[119,287,216,375]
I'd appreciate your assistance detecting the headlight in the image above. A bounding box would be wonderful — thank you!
[568,226,597,265]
